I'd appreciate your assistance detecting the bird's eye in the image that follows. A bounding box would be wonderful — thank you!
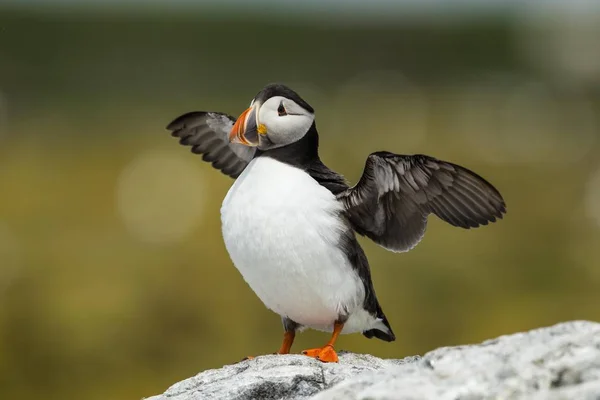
[277,103,287,116]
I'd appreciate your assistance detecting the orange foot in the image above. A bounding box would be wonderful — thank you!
[239,355,255,362]
[301,344,339,363]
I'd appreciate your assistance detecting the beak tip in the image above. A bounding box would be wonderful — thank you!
[229,106,259,147]
[229,135,245,145]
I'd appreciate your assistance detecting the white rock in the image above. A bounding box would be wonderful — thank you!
[146,321,600,400]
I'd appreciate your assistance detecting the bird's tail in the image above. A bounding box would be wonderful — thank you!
[363,305,395,342]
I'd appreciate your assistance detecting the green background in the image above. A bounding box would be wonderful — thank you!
[1,4,599,400]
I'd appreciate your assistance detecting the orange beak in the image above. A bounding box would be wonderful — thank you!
[229,106,259,146]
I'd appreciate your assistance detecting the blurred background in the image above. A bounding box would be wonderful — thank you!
[1,0,600,399]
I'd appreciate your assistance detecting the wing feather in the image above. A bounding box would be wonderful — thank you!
[339,152,506,252]
[167,111,255,178]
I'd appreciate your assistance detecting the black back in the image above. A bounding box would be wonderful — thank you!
[256,122,348,194]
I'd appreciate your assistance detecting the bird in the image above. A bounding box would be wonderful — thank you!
[166,83,506,363]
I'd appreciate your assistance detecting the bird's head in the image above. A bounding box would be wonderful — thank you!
[229,84,315,150]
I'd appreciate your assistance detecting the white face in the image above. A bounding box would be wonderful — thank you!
[256,96,315,149]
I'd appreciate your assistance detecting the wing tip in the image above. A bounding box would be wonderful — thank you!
[449,198,507,230]
[165,111,207,131]
[178,134,193,145]
[470,201,507,229]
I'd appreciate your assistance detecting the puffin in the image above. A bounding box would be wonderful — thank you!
[166,83,506,363]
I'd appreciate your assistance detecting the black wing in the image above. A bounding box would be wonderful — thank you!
[339,152,506,253]
[166,111,256,178]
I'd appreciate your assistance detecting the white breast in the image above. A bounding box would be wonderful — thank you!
[220,157,366,331]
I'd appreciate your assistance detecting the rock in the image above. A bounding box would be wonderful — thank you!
[145,353,419,400]
[146,321,600,400]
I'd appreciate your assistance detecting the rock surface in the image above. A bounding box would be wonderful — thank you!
[146,321,600,400]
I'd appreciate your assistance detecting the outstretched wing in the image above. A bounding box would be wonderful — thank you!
[339,152,506,253]
[167,111,256,178]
